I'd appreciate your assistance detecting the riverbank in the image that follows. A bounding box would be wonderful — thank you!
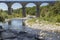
[25,19,60,33]
[5,18,60,33]
[3,18,60,40]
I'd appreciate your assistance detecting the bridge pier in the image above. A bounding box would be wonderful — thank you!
[7,3,13,15]
[8,6,12,15]
[36,4,40,17]
[8,20,11,25]
[8,20,11,29]
[21,2,27,17]
[22,5,26,17]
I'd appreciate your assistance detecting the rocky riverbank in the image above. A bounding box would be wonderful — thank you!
[24,19,60,40]
[25,19,60,33]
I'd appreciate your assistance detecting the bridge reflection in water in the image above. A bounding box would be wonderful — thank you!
[0,19,60,40]
[0,19,43,40]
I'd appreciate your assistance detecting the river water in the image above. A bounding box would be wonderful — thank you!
[1,19,22,31]
[0,19,60,40]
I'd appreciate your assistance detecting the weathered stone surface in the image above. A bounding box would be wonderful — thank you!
[1,31,42,40]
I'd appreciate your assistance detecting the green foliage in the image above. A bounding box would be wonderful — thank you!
[0,15,5,22]
[40,2,60,23]
[56,15,60,23]
[27,18,36,25]
[0,2,60,23]
[26,6,36,15]
[28,18,36,22]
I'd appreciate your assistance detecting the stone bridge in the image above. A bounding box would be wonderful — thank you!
[0,1,56,17]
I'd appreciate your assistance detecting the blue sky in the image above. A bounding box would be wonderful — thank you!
[0,0,56,10]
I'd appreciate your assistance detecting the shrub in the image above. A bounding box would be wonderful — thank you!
[0,16,5,22]
[56,16,60,23]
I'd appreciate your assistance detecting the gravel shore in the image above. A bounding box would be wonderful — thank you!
[25,20,60,33]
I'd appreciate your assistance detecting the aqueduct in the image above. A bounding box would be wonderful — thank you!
[0,1,56,17]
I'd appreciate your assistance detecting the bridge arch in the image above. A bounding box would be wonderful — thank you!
[26,3,36,16]
[40,3,50,17]
[26,3,36,7]
[40,3,49,7]
[11,3,22,17]
[11,3,22,9]
[0,3,8,10]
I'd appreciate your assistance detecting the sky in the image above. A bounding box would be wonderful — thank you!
[0,0,56,10]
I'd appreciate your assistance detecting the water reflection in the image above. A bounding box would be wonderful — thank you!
[2,19,23,32]
[11,19,23,32]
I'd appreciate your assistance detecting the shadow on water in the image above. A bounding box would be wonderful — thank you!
[0,26,44,40]
[0,20,43,40]
[1,25,60,40]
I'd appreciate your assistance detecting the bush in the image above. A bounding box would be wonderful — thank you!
[56,15,60,23]
[0,16,5,22]
[56,18,60,23]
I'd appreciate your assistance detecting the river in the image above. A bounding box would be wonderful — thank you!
[0,19,60,40]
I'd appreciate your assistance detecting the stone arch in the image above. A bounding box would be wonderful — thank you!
[11,3,22,10]
[40,3,50,17]
[26,3,36,17]
[11,3,22,17]
[0,3,8,10]
[26,3,36,7]
[40,3,49,7]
